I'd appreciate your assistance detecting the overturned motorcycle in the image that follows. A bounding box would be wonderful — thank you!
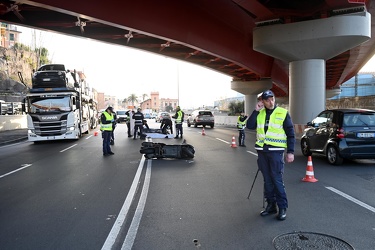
[140,141,195,159]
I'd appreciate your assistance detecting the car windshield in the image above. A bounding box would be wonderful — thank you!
[28,96,71,113]
[116,111,126,115]
[198,111,212,116]
[343,113,375,126]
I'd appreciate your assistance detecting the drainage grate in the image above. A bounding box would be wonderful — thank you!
[273,232,354,250]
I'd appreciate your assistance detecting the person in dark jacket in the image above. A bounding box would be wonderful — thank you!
[110,111,117,145]
[132,108,144,140]
[160,117,173,134]
[246,90,295,221]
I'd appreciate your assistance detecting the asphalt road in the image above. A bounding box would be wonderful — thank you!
[0,120,374,250]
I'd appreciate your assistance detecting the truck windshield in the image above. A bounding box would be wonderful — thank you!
[28,96,71,113]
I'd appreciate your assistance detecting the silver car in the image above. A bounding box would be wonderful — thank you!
[187,110,214,128]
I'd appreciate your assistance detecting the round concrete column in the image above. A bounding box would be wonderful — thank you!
[244,95,258,115]
[289,59,325,124]
[231,79,272,115]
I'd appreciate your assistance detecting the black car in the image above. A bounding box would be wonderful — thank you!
[301,108,375,165]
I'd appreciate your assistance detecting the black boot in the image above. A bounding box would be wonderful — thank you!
[277,208,287,220]
[260,202,277,216]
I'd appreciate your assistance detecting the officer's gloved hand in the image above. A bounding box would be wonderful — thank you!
[111,119,114,122]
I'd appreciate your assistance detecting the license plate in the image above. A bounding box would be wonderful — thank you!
[47,136,55,139]
[43,78,51,81]
[357,133,375,138]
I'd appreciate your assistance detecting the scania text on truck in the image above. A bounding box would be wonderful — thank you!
[25,64,96,142]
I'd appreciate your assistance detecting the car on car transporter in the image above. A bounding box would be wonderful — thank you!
[300,108,375,165]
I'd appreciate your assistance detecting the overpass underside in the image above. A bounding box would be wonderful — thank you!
[0,0,374,123]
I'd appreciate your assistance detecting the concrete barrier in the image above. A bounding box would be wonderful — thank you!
[0,115,27,131]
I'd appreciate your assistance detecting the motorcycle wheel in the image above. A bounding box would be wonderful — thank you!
[181,147,195,158]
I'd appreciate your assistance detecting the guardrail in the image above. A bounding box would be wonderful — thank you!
[0,115,27,131]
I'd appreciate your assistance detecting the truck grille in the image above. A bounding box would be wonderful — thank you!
[33,120,68,136]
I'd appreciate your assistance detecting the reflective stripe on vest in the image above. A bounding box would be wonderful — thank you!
[256,107,287,148]
[100,111,113,131]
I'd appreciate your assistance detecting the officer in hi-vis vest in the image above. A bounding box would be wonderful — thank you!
[100,106,115,156]
[246,90,295,221]
[237,112,248,147]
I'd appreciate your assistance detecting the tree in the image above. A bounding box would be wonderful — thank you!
[141,93,148,101]
[228,100,244,115]
[165,105,173,113]
[127,93,138,106]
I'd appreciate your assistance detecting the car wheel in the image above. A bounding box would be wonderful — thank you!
[300,138,312,156]
[326,145,344,165]
[210,124,214,128]
[194,120,198,128]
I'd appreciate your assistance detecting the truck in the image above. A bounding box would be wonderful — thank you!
[25,64,97,142]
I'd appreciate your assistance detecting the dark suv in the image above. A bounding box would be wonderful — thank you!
[301,108,375,165]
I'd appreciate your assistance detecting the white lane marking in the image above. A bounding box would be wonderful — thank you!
[121,159,152,250]
[326,186,375,213]
[85,135,93,140]
[247,151,258,156]
[60,144,77,152]
[0,164,32,179]
[102,157,146,250]
[216,138,230,144]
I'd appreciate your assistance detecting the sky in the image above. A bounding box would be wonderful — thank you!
[17,26,239,109]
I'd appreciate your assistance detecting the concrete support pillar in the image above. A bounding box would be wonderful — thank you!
[289,59,325,124]
[244,95,258,115]
[231,79,272,114]
[252,11,371,125]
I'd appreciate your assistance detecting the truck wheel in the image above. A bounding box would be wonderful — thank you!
[182,147,194,158]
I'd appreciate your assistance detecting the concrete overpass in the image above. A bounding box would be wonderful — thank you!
[0,0,374,125]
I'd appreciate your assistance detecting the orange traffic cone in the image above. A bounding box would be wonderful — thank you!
[302,156,318,182]
[94,131,98,136]
[201,127,206,136]
[231,135,237,148]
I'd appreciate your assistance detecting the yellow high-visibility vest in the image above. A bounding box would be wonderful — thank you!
[256,107,287,148]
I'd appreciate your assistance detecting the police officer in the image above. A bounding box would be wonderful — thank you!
[172,106,184,139]
[246,90,295,220]
[125,110,132,137]
[237,112,248,147]
[100,106,115,156]
[132,108,144,140]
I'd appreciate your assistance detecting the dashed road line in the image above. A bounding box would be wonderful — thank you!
[326,186,375,213]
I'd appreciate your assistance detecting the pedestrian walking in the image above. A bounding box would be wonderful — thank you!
[246,90,295,220]
[100,106,115,156]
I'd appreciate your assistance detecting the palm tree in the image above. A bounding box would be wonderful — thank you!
[141,93,148,101]
[127,93,138,107]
